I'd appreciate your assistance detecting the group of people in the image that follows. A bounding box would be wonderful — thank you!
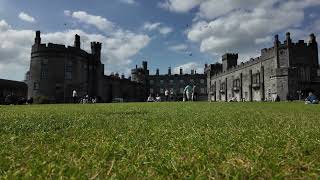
[183,84,198,101]
[147,85,199,102]
[72,90,97,104]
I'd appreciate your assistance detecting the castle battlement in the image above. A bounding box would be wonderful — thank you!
[210,32,318,78]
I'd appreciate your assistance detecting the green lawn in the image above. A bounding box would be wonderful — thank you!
[0,102,320,179]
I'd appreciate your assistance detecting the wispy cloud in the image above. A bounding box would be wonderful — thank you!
[18,12,36,23]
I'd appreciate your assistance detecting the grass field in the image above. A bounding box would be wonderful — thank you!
[0,102,320,179]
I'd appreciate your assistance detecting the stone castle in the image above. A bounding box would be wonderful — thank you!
[26,31,207,103]
[205,32,320,102]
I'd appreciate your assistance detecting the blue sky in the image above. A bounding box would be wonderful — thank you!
[0,0,319,81]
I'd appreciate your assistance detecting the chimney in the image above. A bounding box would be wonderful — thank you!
[142,61,148,71]
[156,68,159,75]
[121,73,125,79]
[168,67,171,75]
[286,32,292,45]
[309,33,316,44]
[180,68,183,75]
[74,34,81,48]
[191,69,194,75]
[35,30,41,44]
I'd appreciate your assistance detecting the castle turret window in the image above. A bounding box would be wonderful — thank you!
[40,59,48,80]
[65,61,73,80]
[34,82,39,90]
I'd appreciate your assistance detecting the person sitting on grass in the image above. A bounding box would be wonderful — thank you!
[147,94,155,102]
[155,94,161,102]
[305,92,319,104]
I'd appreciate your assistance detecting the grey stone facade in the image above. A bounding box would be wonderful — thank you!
[205,32,320,102]
[131,62,208,101]
[26,31,207,103]
[27,31,145,103]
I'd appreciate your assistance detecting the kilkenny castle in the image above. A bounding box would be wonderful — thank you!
[205,32,320,102]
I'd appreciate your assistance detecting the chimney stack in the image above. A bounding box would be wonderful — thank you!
[168,67,171,75]
[35,31,41,44]
[74,34,81,48]
[180,68,183,75]
[156,68,159,75]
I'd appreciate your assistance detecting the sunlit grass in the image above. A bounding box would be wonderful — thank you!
[0,102,320,178]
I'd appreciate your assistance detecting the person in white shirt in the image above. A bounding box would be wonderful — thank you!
[165,89,169,101]
[72,90,77,103]
[155,94,161,102]
[147,94,155,102]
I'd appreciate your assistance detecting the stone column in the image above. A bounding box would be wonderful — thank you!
[260,66,265,101]
[240,73,243,101]
[249,70,253,102]
[225,77,228,101]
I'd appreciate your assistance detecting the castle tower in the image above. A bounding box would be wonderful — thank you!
[91,42,102,61]
[74,34,81,49]
[222,53,238,72]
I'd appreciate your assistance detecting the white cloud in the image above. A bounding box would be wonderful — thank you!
[18,12,36,23]
[173,62,203,74]
[143,22,173,35]
[70,11,115,32]
[64,10,71,16]
[159,27,173,35]
[158,0,203,13]
[168,44,188,52]
[119,0,136,5]
[0,12,151,80]
[0,20,10,31]
[186,0,320,62]
[143,22,161,31]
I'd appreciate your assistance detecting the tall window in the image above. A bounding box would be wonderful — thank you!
[170,80,174,84]
[65,61,73,80]
[252,73,260,84]
[200,79,205,84]
[150,88,154,94]
[233,79,240,88]
[160,80,164,84]
[150,80,154,84]
[40,59,49,80]
[180,80,184,84]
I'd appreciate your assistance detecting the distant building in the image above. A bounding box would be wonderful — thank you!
[205,32,320,102]
[0,79,27,104]
[131,62,207,101]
